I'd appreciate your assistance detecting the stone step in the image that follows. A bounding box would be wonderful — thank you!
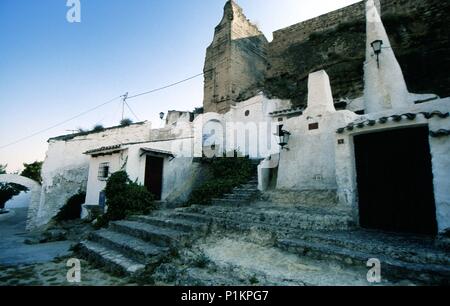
[222,193,256,199]
[295,231,450,267]
[233,188,259,193]
[211,199,251,207]
[77,241,145,276]
[190,206,353,231]
[130,215,209,233]
[277,239,450,285]
[110,220,188,247]
[171,212,214,224]
[89,229,169,264]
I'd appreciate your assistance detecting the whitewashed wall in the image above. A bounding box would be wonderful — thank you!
[31,122,152,229]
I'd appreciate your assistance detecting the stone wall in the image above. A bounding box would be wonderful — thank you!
[203,0,268,114]
[265,0,450,107]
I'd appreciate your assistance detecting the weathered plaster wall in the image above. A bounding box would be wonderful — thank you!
[265,0,450,107]
[203,0,268,114]
[32,122,152,229]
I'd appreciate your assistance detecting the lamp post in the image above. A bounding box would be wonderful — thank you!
[276,125,291,151]
[371,39,383,68]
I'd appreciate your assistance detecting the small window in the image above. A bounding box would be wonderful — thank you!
[98,162,110,181]
[245,110,250,117]
[309,123,319,130]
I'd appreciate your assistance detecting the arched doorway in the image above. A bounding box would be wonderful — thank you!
[0,174,41,229]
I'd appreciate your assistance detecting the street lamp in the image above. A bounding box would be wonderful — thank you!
[276,125,291,150]
[371,39,383,68]
[159,112,165,120]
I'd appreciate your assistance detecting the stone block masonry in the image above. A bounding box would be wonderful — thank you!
[203,1,268,114]
[265,0,450,107]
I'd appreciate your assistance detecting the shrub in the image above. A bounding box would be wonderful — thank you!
[54,192,86,222]
[188,151,255,205]
[120,118,133,126]
[96,171,155,227]
[92,124,105,132]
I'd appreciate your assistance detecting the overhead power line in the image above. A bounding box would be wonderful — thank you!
[126,71,209,100]
[0,70,208,150]
[0,96,122,150]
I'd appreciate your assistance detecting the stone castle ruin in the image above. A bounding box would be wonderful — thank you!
[205,0,450,112]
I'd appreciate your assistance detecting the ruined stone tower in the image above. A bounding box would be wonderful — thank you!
[203,0,269,114]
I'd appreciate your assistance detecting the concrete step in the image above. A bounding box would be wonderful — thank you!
[77,241,145,276]
[89,229,169,264]
[110,220,188,247]
[277,238,450,285]
[130,215,209,233]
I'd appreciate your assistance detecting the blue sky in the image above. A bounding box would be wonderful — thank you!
[0,0,359,172]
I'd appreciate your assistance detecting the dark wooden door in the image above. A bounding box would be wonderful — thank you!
[354,126,437,235]
[144,156,164,200]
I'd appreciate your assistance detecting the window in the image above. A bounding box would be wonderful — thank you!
[98,162,110,181]
[245,110,250,117]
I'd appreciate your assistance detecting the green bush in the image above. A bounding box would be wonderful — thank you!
[96,171,155,227]
[188,151,255,205]
[54,192,86,222]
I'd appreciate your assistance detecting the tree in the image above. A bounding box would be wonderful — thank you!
[21,161,43,183]
[0,164,6,174]
[0,183,28,210]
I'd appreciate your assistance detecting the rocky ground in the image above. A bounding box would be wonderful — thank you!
[152,233,417,286]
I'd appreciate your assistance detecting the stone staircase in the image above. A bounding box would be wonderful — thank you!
[77,213,211,276]
[278,230,450,284]
[76,174,450,284]
[75,176,261,277]
[210,176,260,206]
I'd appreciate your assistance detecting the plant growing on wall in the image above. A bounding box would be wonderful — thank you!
[120,118,133,126]
[0,164,6,174]
[96,171,155,227]
[188,151,255,205]
[0,183,28,211]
